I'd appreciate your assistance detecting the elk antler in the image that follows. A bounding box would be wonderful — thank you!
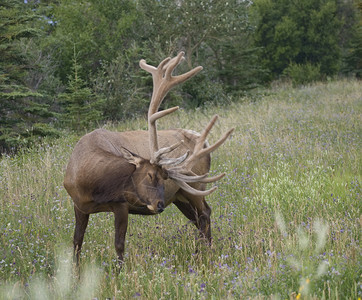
[140,52,234,196]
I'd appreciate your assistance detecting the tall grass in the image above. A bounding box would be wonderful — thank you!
[0,80,361,299]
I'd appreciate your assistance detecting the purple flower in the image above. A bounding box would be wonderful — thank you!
[199,282,206,293]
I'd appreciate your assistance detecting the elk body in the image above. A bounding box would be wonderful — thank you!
[64,52,234,265]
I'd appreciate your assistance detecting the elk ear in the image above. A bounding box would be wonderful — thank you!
[119,147,143,167]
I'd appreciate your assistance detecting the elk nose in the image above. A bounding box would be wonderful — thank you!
[157,201,164,213]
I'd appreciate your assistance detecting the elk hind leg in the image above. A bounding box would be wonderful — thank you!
[174,194,212,244]
[73,205,89,266]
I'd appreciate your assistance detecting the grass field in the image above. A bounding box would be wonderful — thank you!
[0,80,361,299]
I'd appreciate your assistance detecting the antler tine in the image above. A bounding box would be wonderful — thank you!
[139,56,171,76]
[164,52,185,80]
[161,55,184,73]
[149,106,179,125]
[194,127,235,163]
[196,172,226,183]
[167,170,209,183]
[156,140,184,156]
[194,115,219,153]
[180,115,234,171]
[174,66,203,86]
[139,59,156,74]
[155,140,189,166]
[158,56,172,73]
[162,52,203,86]
[174,179,218,196]
[159,151,189,166]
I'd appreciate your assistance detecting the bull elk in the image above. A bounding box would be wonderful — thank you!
[64,52,234,266]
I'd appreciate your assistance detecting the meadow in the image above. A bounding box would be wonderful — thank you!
[0,80,361,299]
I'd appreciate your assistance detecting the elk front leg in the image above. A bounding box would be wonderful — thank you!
[73,205,90,266]
[113,203,129,266]
[174,194,212,244]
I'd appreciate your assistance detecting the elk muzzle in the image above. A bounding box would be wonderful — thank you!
[144,185,165,213]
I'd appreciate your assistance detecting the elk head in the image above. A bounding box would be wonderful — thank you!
[120,147,167,213]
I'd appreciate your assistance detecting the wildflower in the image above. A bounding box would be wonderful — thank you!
[296,278,310,299]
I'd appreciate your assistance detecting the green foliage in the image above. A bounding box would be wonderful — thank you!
[47,0,139,83]
[344,26,362,77]
[341,1,362,77]
[216,44,268,94]
[0,0,59,153]
[59,49,104,131]
[92,46,149,120]
[179,73,228,108]
[1,0,360,146]
[253,0,342,79]
[138,0,264,100]
[284,62,322,86]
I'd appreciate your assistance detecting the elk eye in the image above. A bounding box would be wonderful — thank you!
[148,173,153,180]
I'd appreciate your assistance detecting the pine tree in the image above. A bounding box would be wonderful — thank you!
[342,1,362,78]
[59,48,104,131]
[0,0,58,153]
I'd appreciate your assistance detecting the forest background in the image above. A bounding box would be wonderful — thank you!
[1,0,361,153]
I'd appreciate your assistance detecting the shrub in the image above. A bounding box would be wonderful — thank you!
[284,62,322,86]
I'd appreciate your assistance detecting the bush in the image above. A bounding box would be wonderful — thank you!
[284,62,322,86]
[92,53,147,121]
[178,73,228,109]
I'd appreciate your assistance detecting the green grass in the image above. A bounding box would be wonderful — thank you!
[1,79,361,299]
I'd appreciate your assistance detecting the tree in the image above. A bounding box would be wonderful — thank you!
[92,47,148,121]
[253,0,342,79]
[344,25,362,78]
[59,48,104,131]
[340,0,362,77]
[46,0,140,83]
[0,0,58,153]
[138,0,264,102]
